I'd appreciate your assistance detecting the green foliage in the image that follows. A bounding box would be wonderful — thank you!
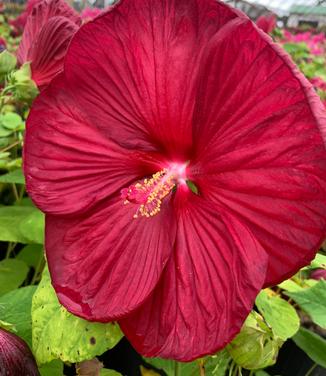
[0,112,24,131]
[32,267,123,365]
[0,50,17,77]
[100,370,123,376]
[17,244,44,269]
[283,42,310,59]
[255,371,271,376]
[204,351,232,375]
[255,289,300,340]
[277,279,303,292]
[0,286,36,347]
[309,253,326,269]
[292,327,326,368]
[0,206,44,244]
[145,351,231,376]
[286,280,326,328]
[0,319,16,331]
[0,168,25,184]
[0,259,29,296]
[39,360,64,376]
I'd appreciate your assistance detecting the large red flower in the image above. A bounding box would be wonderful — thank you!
[24,0,326,361]
[17,0,81,89]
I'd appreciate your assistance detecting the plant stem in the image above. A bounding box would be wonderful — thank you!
[18,185,25,201]
[198,359,205,376]
[0,140,20,153]
[12,183,19,201]
[174,361,180,376]
[228,361,236,376]
[5,242,16,258]
[30,256,45,285]
[305,363,317,376]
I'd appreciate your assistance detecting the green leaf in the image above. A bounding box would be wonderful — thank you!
[145,351,230,376]
[100,370,122,376]
[204,350,232,376]
[255,371,271,376]
[0,319,16,331]
[144,359,197,376]
[0,125,13,137]
[277,279,303,292]
[20,208,45,244]
[255,289,300,340]
[0,286,36,346]
[0,259,29,296]
[286,280,326,328]
[283,42,310,59]
[32,267,123,365]
[0,206,44,244]
[186,180,199,195]
[0,169,25,184]
[17,244,44,269]
[292,327,326,368]
[0,112,24,130]
[39,360,64,376]
[310,253,326,269]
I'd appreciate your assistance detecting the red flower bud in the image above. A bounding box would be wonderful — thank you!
[0,328,40,376]
[310,269,326,280]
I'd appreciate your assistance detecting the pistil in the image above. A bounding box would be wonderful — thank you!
[121,164,187,218]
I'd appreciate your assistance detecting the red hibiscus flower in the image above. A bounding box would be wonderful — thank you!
[17,0,81,89]
[24,0,326,361]
[9,0,43,35]
[80,7,102,22]
[256,13,276,34]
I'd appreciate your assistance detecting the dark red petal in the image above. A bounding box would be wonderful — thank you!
[64,0,238,158]
[24,75,147,216]
[45,196,176,321]
[190,19,326,286]
[29,17,78,88]
[120,196,267,361]
[17,0,81,65]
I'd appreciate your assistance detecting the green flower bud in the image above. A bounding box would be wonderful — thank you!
[0,50,17,77]
[9,63,39,103]
[227,312,283,370]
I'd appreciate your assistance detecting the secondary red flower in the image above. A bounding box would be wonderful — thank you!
[9,0,43,35]
[80,7,102,22]
[256,14,276,34]
[24,0,326,361]
[17,0,81,89]
[0,328,40,376]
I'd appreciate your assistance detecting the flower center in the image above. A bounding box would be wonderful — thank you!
[121,163,187,219]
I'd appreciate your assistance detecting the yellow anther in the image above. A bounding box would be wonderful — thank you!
[121,168,176,219]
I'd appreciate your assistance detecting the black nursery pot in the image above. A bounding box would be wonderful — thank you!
[267,339,324,376]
